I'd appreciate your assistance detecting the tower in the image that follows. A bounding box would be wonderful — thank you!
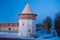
[18,3,37,37]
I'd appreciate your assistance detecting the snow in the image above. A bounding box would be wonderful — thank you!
[0,29,60,40]
[36,37,60,40]
[0,32,35,40]
[0,32,20,38]
[36,29,60,40]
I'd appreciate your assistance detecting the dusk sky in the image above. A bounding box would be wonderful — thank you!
[0,0,60,23]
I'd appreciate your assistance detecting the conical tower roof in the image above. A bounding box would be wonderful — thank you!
[22,3,33,14]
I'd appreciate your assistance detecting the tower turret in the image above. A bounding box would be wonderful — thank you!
[18,3,37,37]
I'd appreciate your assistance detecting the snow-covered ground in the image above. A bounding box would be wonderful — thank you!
[36,37,60,40]
[36,29,60,40]
[0,32,21,38]
[0,32,35,40]
[0,29,60,40]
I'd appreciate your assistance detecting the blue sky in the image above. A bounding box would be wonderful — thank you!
[0,0,60,23]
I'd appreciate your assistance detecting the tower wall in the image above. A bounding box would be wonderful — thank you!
[18,3,37,38]
[18,19,36,37]
[18,14,37,37]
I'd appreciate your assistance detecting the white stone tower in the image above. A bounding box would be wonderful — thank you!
[18,3,37,37]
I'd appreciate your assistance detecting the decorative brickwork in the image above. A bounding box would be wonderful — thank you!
[0,23,19,27]
[18,14,37,20]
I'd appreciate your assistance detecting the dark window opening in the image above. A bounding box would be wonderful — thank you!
[28,30,30,32]
[23,24,24,25]
[9,28,11,31]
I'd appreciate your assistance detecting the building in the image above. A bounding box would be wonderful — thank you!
[0,3,37,37]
